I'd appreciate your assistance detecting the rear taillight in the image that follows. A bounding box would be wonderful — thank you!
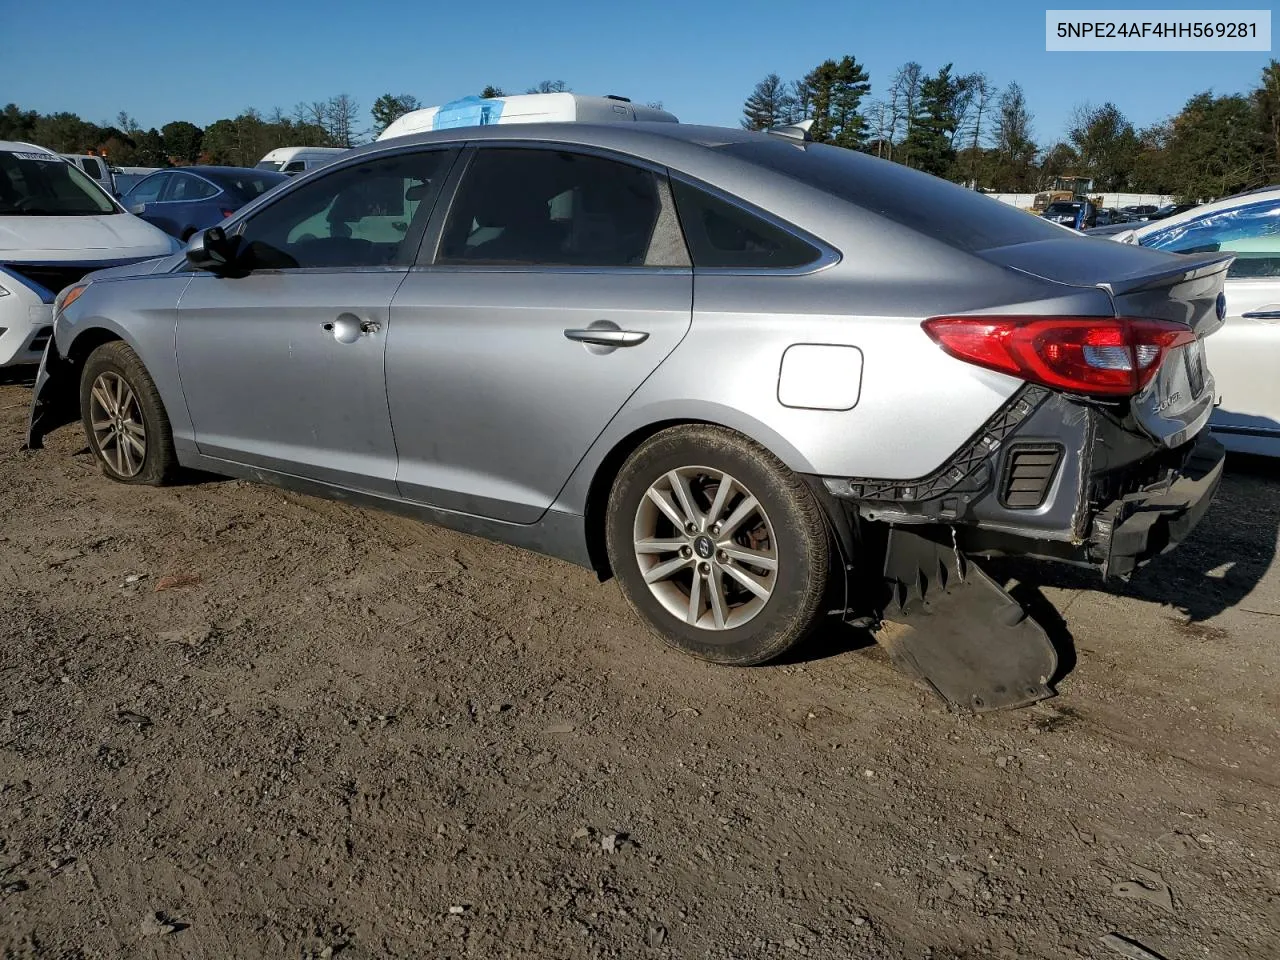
[221,209,236,220]
[922,316,1196,397]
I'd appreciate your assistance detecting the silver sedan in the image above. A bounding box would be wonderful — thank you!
[27,122,1228,710]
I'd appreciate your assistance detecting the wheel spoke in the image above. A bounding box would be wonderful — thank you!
[91,419,113,433]
[723,563,772,602]
[666,470,703,529]
[111,436,126,475]
[708,568,729,629]
[718,495,760,539]
[643,555,690,584]
[707,476,734,526]
[687,572,703,625]
[91,383,115,417]
[113,375,125,411]
[123,430,146,458]
[119,434,136,474]
[123,420,146,439]
[634,537,685,556]
[719,545,777,572]
[645,486,687,531]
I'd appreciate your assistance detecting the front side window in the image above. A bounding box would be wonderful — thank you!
[436,148,689,267]
[671,179,822,269]
[125,173,169,206]
[1141,198,1280,279]
[283,160,306,173]
[234,149,453,270]
[0,151,117,215]
[165,174,219,202]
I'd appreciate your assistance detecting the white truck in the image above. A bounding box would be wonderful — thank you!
[377,92,677,141]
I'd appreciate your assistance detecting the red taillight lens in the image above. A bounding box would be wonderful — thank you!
[221,209,236,220]
[922,316,1196,397]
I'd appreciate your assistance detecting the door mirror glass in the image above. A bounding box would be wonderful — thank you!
[185,226,241,275]
[130,203,147,216]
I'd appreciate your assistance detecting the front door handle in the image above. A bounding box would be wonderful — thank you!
[323,314,380,344]
[563,328,649,347]
[1241,309,1280,322]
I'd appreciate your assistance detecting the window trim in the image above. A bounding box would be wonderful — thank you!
[665,170,840,277]
[159,172,225,204]
[216,144,463,273]
[124,171,171,207]
[419,141,692,273]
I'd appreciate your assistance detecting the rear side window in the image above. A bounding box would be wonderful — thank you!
[715,138,1068,253]
[284,160,306,173]
[671,180,821,269]
[437,148,689,268]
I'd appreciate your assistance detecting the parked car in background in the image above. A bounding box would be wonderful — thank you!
[256,147,348,175]
[1120,204,1159,223]
[1040,198,1096,229]
[122,166,289,240]
[1093,207,1120,227]
[1147,202,1199,222]
[0,142,178,367]
[28,121,1228,711]
[59,153,115,197]
[1103,187,1280,456]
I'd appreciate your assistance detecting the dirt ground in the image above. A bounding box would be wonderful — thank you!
[1,375,1277,960]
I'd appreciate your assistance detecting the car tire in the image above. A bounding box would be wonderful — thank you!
[605,424,830,666]
[79,341,179,485]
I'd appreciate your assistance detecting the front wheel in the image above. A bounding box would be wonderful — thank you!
[605,425,831,665]
[80,341,179,485]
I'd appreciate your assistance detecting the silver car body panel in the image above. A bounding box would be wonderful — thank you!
[41,121,1227,564]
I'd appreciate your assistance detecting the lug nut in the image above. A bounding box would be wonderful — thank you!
[710,523,721,535]
[698,561,711,576]
[717,550,729,563]
[680,545,693,558]
[685,522,697,534]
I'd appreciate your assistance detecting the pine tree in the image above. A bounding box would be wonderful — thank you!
[741,73,796,130]
[795,56,870,148]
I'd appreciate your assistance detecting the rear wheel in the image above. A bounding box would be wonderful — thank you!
[80,341,178,485]
[605,425,830,665]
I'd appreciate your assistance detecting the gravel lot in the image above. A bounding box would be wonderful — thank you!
[1,375,1277,959]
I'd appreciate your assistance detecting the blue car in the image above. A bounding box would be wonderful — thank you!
[122,166,289,241]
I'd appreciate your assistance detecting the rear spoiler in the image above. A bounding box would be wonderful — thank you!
[1097,251,1234,298]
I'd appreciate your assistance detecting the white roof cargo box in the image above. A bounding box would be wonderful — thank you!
[377,92,678,141]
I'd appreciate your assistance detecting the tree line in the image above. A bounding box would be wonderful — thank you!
[743,58,1280,201]
[4,62,1277,201]
[0,81,589,170]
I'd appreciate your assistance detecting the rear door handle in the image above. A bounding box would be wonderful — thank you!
[1241,309,1280,321]
[563,328,649,347]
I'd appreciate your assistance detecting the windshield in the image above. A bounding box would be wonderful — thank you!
[0,151,118,215]
[1044,203,1081,215]
[206,169,289,201]
[256,160,284,171]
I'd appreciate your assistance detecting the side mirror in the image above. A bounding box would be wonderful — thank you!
[129,203,147,216]
[185,226,241,275]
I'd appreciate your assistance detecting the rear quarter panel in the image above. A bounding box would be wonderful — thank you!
[553,263,1110,513]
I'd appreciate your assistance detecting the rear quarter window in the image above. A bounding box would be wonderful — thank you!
[714,139,1068,253]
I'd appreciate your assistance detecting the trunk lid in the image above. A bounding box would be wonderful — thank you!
[982,237,1234,448]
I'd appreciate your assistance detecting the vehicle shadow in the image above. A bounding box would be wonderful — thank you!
[0,365,37,388]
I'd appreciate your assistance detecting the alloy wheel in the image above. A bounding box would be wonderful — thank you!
[89,371,147,478]
[632,466,778,630]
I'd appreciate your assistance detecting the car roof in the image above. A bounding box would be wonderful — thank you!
[0,141,59,156]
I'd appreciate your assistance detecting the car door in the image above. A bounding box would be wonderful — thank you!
[124,172,171,228]
[386,144,694,524]
[175,146,458,495]
[1140,200,1280,450]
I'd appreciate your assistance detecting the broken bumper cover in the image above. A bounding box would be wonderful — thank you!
[24,337,78,451]
[1089,434,1224,579]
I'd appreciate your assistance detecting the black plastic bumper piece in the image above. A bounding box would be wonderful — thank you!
[879,528,1058,712]
[24,339,77,451]
[1091,434,1225,579]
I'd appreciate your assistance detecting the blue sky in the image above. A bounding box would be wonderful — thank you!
[2,0,1273,145]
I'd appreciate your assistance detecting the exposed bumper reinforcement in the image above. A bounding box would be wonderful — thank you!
[1091,434,1225,579]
